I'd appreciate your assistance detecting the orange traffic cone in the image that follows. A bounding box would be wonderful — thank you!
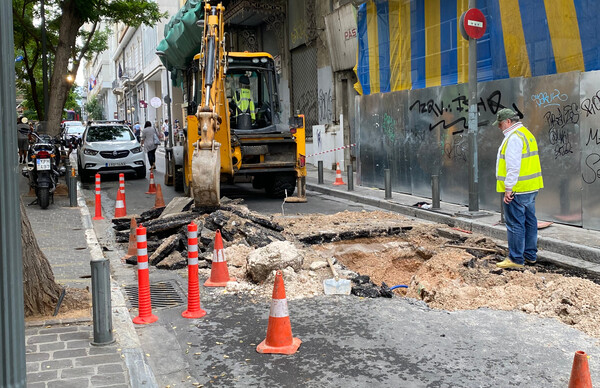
[204,230,235,287]
[146,171,157,194]
[182,222,207,319]
[132,225,158,325]
[568,351,592,388]
[121,217,138,261]
[256,270,301,355]
[119,173,127,213]
[114,189,127,218]
[93,174,104,220]
[154,184,165,208]
[333,162,345,186]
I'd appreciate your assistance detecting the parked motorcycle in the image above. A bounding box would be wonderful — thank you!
[22,133,66,209]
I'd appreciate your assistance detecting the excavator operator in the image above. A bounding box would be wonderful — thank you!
[232,75,255,129]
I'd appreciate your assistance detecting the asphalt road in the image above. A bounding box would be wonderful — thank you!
[74,151,600,387]
[78,148,379,217]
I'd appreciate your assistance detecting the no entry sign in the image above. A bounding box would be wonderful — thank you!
[459,8,486,40]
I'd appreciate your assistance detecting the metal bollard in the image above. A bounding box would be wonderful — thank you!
[384,169,392,199]
[431,175,440,209]
[347,164,354,191]
[64,160,71,191]
[69,169,77,207]
[317,160,324,184]
[90,258,114,346]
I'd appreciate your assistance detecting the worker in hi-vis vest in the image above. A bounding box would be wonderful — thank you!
[233,75,255,129]
[494,108,544,269]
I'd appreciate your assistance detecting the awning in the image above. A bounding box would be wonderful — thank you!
[156,0,204,83]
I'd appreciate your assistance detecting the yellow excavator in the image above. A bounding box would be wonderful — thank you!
[180,2,307,208]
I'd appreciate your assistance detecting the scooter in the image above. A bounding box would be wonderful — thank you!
[22,133,66,209]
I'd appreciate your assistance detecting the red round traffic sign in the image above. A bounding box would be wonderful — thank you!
[460,8,486,40]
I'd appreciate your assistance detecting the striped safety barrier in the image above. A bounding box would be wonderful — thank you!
[307,143,356,158]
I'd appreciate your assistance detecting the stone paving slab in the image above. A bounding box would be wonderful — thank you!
[25,321,131,388]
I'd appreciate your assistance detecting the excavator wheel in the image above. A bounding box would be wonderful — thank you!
[174,166,184,192]
[191,143,221,208]
[265,173,296,198]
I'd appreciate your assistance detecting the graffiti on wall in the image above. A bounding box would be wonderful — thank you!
[408,90,524,163]
[317,67,334,124]
[408,90,523,134]
[295,91,316,125]
[531,89,568,108]
[581,89,600,185]
[382,113,396,143]
[318,89,333,123]
[582,130,600,184]
[290,20,308,47]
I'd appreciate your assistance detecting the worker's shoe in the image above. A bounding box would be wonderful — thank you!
[524,257,537,264]
[496,258,524,269]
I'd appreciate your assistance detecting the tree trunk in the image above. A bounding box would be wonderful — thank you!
[45,1,83,136]
[20,200,62,316]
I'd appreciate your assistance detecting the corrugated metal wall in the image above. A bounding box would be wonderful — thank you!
[291,45,318,131]
[357,71,600,230]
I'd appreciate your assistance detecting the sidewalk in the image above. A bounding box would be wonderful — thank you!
[21,176,151,388]
[305,164,600,274]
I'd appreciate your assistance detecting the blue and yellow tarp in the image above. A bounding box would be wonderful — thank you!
[355,0,600,94]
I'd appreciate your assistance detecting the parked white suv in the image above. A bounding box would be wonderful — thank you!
[77,121,146,181]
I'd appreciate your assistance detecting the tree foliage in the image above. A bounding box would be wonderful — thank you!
[85,95,104,120]
[13,0,165,135]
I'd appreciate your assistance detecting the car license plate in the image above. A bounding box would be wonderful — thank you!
[106,162,126,167]
[37,159,51,171]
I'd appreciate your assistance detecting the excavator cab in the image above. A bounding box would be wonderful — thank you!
[225,53,279,131]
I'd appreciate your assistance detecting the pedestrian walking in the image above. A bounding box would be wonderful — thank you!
[162,119,169,146]
[17,117,30,164]
[494,108,544,269]
[140,121,161,170]
[133,122,141,142]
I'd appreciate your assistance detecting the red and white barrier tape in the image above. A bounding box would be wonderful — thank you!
[307,143,356,158]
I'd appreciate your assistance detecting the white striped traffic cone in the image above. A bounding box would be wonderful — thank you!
[256,270,301,355]
[333,162,345,186]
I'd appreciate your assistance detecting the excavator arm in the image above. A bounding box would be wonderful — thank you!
[190,3,228,208]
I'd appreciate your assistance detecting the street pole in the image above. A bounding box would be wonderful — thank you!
[156,51,174,185]
[467,0,479,212]
[165,67,174,185]
[41,0,48,126]
[0,1,26,386]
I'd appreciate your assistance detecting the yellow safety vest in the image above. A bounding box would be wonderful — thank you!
[234,88,255,120]
[496,126,544,193]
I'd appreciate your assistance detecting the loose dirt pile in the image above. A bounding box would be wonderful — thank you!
[117,204,600,338]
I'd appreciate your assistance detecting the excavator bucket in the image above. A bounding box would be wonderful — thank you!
[191,143,221,208]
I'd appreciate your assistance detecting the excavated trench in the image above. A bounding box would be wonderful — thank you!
[112,200,600,338]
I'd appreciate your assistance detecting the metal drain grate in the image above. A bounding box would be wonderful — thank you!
[123,280,184,309]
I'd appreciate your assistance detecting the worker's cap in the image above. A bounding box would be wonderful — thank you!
[492,108,518,126]
[239,75,250,85]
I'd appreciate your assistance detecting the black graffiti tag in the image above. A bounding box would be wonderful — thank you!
[443,136,468,162]
[582,153,600,184]
[318,89,333,123]
[544,104,580,129]
[586,128,600,147]
[580,89,600,117]
[409,90,523,132]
